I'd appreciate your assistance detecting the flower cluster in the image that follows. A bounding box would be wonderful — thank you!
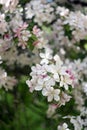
[26,48,74,103]
[0,0,19,12]
[25,0,55,25]
[0,0,87,130]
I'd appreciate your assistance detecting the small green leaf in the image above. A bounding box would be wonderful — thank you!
[42,26,52,34]
[84,43,87,50]
[6,93,14,106]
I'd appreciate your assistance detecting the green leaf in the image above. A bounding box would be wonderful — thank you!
[6,93,14,106]
[84,43,87,50]
[42,26,52,34]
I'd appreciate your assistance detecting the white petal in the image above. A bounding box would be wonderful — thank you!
[55,89,60,94]
[40,53,45,58]
[38,78,44,85]
[64,84,68,90]
[47,95,53,102]
[63,123,68,128]
[42,88,48,96]
[60,81,64,87]
[53,73,59,82]
[40,59,49,64]
[54,94,60,101]
[35,85,42,91]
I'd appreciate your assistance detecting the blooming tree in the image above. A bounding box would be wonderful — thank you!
[0,0,87,130]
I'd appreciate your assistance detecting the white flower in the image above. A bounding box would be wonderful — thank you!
[60,75,72,90]
[54,54,63,66]
[0,68,17,90]
[35,37,48,49]
[21,30,31,41]
[47,64,60,82]
[25,4,35,19]
[59,92,71,106]
[57,123,70,130]
[30,64,47,77]
[34,75,49,91]
[35,76,55,91]
[18,41,27,49]
[27,63,56,92]
[56,6,69,16]
[47,55,66,82]
[0,69,7,88]
[42,87,60,102]
[26,79,37,93]
[32,25,41,37]
[40,48,52,64]
[70,116,83,130]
